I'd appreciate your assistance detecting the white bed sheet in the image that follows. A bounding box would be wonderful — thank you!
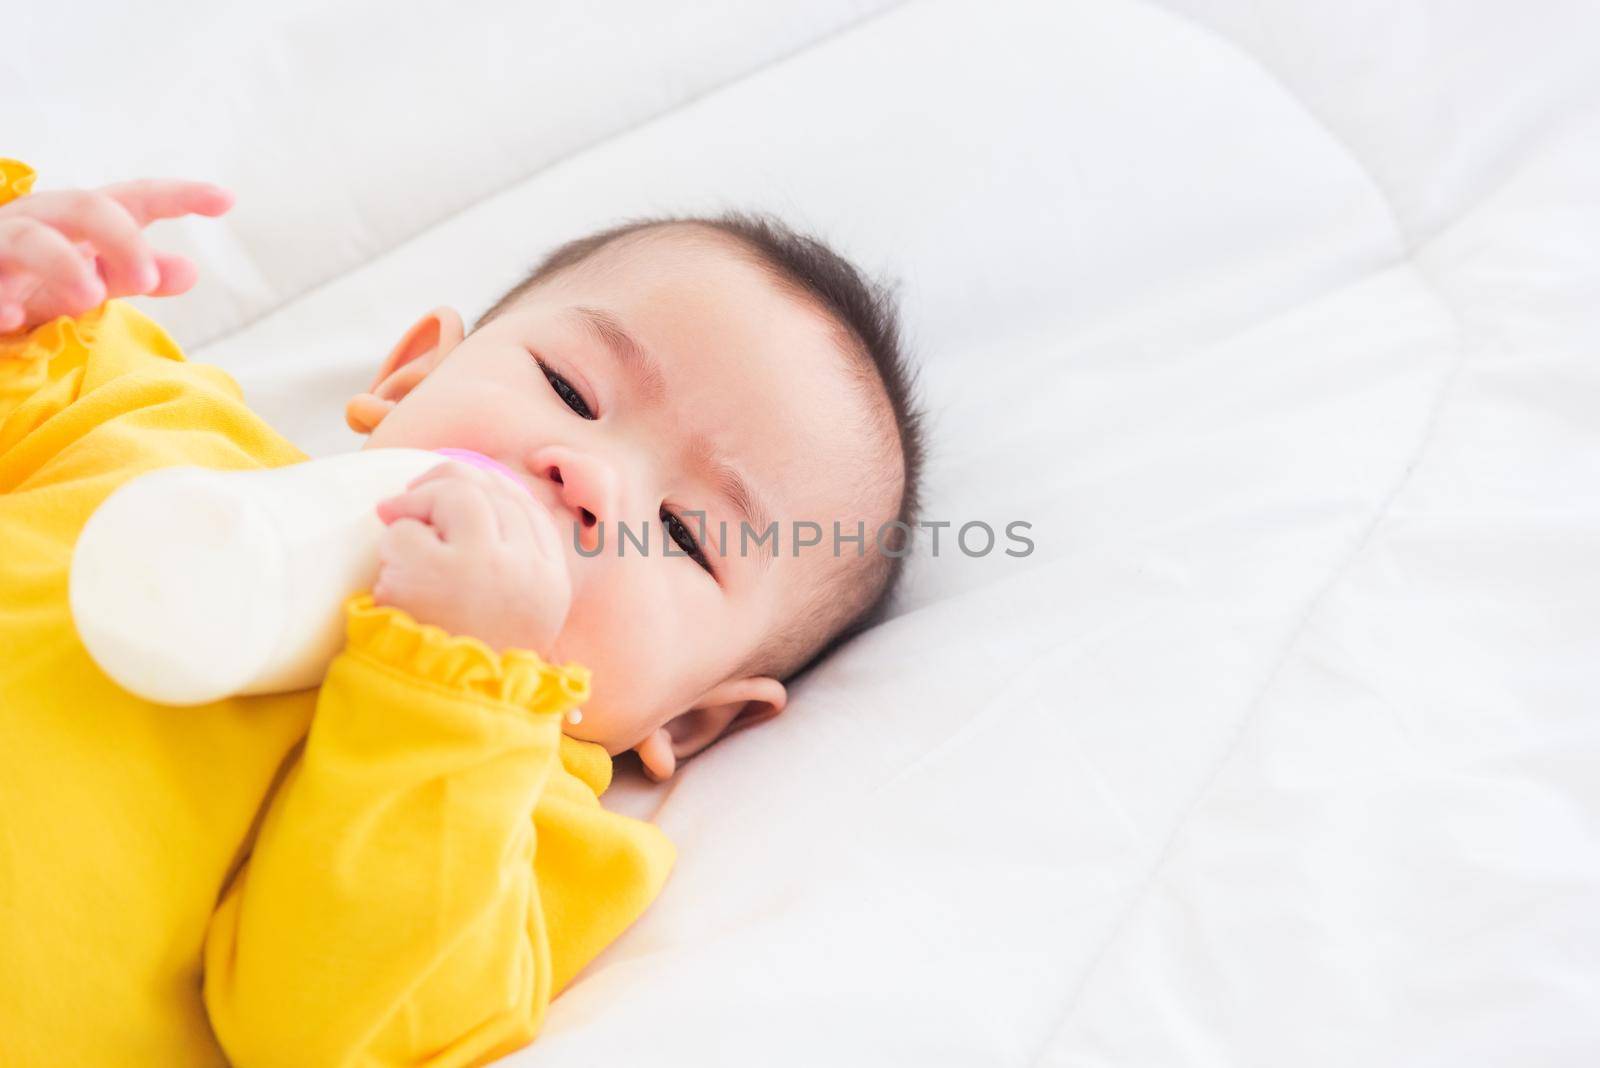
[9,0,1600,1063]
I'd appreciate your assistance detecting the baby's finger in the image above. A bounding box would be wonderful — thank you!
[379,479,498,545]
[404,460,527,521]
[379,515,443,559]
[31,192,156,295]
[513,489,570,563]
[405,460,469,492]
[0,217,101,307]
[146,251,199,297]
[373,519,445,604]
[99,178,235,227]
[481,483,528,543]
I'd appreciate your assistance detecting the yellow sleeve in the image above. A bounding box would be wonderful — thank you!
[202,593,676,1068]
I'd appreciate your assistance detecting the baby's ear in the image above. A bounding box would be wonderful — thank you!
[347,308,465,435]
[635,676,786,782]
[368,306,465,398]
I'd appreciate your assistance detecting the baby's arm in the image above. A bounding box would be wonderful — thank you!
[203,595,577,1065]
[201,466,675,1067]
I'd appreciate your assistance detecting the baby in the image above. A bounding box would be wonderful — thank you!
[0,158,924,1066]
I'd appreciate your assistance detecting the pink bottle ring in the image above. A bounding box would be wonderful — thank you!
[433,448,535,497]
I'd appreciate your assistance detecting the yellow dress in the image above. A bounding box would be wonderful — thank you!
[0,158,675,1067]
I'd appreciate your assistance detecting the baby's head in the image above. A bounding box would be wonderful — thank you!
[347,215,924,779]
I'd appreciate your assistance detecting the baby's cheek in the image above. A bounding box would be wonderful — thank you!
[552,564,683,714]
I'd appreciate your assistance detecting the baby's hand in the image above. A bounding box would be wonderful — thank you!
[372,460,573,658]
[0,174,234,333]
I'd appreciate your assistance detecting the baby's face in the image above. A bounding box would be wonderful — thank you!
[359,229,893,771]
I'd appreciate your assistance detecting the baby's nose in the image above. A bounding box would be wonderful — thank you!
[545,464,596,527]
[533,446,619,551]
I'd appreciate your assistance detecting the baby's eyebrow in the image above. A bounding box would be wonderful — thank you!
[693,431,776,571]
[568,305,667,404]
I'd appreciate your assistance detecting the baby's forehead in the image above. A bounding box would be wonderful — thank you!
[553,228,902,518]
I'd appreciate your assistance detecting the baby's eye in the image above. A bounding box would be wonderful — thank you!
[662,507,714,576]
[534,357,595,420]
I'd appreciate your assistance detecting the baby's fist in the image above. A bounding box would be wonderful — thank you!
[372,461,572,657]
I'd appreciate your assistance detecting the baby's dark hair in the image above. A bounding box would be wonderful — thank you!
[471,211,925,684]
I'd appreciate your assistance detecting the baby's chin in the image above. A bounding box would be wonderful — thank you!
[548,640,686,756]
[556,699,637,757]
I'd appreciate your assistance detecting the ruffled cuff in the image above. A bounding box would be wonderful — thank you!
[0,158,36,206]
[341,591,591,717]
[0,302,104,355]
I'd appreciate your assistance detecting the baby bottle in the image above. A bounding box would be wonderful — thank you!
[68,446,529,706]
